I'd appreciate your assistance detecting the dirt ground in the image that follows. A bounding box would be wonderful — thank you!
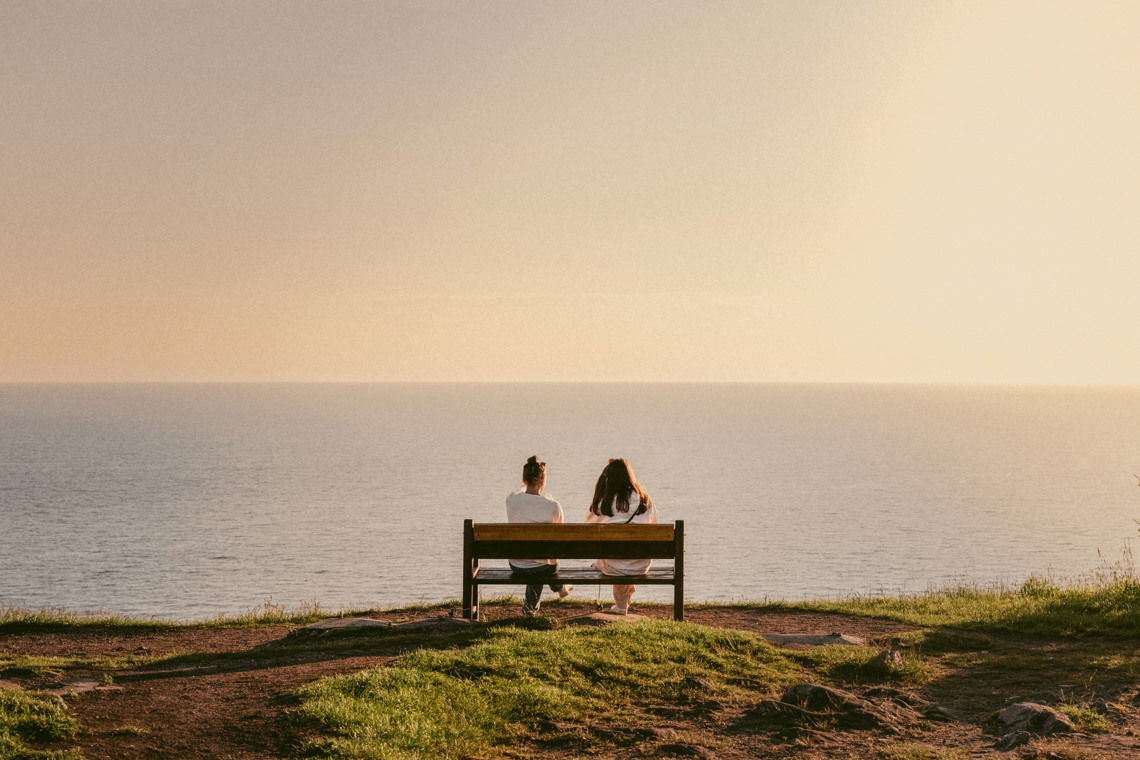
[3,603,1138,759]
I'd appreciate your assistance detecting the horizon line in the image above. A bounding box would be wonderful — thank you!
[2,380,1139,387]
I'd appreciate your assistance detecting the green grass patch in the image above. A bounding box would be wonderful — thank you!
[889,629,995,654]
[1057,703,1111,732]
[794,645,935,685]
[0,691,81,760]
[792,578,1140,639]
[105,725,148,737]
[292,620,802,759]
[0,602,382,633]
[0,654,165,673]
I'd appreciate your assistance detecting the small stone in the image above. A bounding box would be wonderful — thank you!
[994,730,1032,750]
[299,617,393,631]
[994,702,1075,736]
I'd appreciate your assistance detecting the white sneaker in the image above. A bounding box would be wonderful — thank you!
[607,605,628,615]
[558,585,573,599]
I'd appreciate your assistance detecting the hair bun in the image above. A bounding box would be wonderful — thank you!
[526,455,539,464]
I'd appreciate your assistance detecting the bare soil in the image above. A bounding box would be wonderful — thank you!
[3,602,1138,760]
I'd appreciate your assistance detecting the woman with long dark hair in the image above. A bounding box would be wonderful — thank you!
[585,458,657,614]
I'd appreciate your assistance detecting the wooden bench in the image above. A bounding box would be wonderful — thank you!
[462,519,685,621]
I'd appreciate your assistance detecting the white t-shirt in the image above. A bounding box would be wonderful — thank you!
[586,489,659,576]
[505,489,564,568]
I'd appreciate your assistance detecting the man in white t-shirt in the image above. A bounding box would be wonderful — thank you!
[506,456,572,615]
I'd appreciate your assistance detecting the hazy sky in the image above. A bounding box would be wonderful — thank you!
[3,1,1138,382]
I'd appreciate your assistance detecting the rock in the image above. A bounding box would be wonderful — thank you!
[868,648,905,669]
[782,684,862,711]
[994,730,1033,750]
[862,687,927,707]
[761,633,867,647]
[40,678,123,696]
[299,617,393,631]
[994,702,1075,736]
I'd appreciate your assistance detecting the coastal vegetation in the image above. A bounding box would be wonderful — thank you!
[0,691,79,760]
[0,579,1137,759]
[293,621,802,759]
[792,576,1140,638]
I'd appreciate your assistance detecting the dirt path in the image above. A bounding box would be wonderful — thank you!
[2,603,917,759]
[4,603,1136,759]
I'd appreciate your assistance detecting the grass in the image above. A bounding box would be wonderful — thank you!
[0,691,81,760]
[793,645,935,685]
[1056,703,1112,732]
[0,654,164,673]
[0,600,407,634]
[787,577,1140,639]
[105,725,148,737]
[292,619,802,760]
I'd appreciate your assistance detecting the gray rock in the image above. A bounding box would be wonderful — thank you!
[782,684,860,710]
[994,702,1075,736]
[868,648,904,669]
[40,678,123,696]
[761,632,867,647]
[994,730,1033,750]
[299,617,393,631]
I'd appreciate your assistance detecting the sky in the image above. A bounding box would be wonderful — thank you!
[2,1,1138,383]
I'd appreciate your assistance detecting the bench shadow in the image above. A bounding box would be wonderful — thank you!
[113,615,560,683]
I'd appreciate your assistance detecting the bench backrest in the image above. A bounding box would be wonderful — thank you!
[466,521,682,560]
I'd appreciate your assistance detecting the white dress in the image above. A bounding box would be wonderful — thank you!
[586,491,658,576]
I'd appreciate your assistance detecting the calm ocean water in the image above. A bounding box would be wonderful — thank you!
[1,383,1137,620]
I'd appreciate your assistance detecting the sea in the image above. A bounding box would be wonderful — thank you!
[1,383,1137,620]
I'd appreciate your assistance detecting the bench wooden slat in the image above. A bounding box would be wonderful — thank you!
[472,523,675,541]
[471,540,675,560]
[473,567,676,584]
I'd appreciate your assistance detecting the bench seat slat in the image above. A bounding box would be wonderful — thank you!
[472,523,674,541]
[472,540,675,559]
[473,567,676,584]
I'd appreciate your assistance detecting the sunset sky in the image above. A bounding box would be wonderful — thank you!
[3,1,1138,383]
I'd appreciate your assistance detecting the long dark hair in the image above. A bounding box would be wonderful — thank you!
[588,458,651,518]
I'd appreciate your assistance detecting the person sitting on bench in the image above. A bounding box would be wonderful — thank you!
[505,455,573,616]
[585,458,658,615]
